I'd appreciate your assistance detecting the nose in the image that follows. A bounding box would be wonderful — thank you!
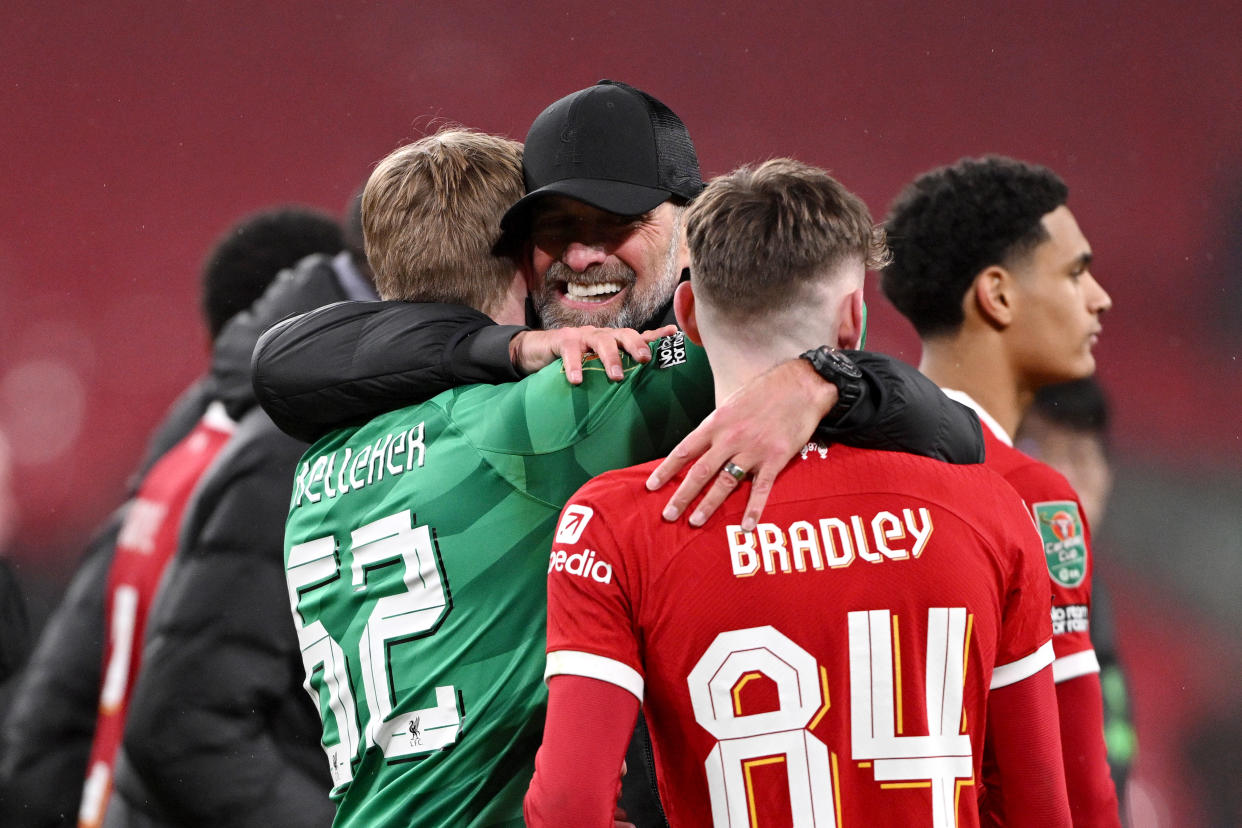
[1085,272,1112,315]
[562,240,609,273]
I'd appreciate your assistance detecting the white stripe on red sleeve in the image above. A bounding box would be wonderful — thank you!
[545,650,644,702]
[990,640,1055,689]
[1051,648,1101,684]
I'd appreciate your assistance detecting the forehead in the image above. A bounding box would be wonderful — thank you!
[530,196,630,223]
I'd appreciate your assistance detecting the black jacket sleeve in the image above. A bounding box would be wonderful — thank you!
[821,350,985,464]
[250,300,983,463]
[251,300,524,443]
[109,411,332,828]
[0,514,116,828]
[0,558,30,691]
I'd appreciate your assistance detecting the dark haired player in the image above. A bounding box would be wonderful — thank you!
[881,156,1120,825]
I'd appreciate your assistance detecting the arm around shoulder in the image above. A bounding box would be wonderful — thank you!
[252,300,514,443]
[830,350,984,463]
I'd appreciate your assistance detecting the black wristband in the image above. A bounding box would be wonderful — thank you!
[799,346,865,425]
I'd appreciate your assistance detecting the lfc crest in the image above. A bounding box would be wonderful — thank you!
[1032,500,1087,588]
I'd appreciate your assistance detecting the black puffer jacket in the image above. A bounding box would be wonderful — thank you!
[0,378,213,828]
[104,254,366,828]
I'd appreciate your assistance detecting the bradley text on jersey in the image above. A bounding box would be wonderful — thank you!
[728,507,934,577]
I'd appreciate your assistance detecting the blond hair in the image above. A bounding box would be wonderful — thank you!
[363,128,524,314]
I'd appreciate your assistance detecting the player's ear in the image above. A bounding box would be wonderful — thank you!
[674,219,691,273]
[971,265,1015,329]
[836,288,865,349]
[674,281,702,344]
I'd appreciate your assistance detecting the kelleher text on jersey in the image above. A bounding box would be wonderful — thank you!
[292,423,426,509]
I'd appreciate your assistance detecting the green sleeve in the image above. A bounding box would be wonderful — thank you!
[455,332,715,505]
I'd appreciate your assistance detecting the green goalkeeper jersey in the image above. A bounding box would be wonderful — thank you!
[283,334,711,827]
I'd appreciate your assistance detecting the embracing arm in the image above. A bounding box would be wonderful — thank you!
[648,349,983,529]
[252,299,674,443]
[251,300,523,442]
[834,350,983,462]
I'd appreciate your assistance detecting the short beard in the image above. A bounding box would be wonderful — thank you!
[532,211,683,331]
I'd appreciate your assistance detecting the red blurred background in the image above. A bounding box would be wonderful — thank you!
[3,2,1240,825]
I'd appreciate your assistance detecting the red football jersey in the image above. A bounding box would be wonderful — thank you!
[77,402,235,828]
[940,391,1097,682]
[545,443,1052,827]
[942,391,1119,827]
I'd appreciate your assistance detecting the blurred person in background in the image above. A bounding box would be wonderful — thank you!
[881,155,1121,826]
[0,207,344,828]
[0,431,31,713]
[101,192,375,828]
[1017,378,1113,528]
[1017,377,1137,822]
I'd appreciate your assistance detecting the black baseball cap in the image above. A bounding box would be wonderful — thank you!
[499,80,704,234]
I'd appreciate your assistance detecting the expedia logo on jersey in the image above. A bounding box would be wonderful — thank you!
[655,331,687,369]
[1033,500,1087,588]
[547,548,613,584]
[555,505,594,544]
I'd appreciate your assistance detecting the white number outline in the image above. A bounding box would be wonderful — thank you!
[849,608,973,828]
[688,609,973,827]
[689,625,836,827]
[287,509,461,790]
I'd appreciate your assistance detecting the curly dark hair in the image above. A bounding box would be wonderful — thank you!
[880,156,1068,338]
[200,206,343,341]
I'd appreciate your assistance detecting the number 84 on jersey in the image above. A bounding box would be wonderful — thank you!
[691,610,974,828]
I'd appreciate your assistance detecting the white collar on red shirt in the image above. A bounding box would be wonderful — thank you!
[202,399,238,432]
[940,388,1013,447]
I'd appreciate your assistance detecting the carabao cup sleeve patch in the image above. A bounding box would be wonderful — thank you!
[1032,500,1087,588]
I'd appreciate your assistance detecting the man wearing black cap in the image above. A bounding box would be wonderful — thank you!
[501,80,702,333]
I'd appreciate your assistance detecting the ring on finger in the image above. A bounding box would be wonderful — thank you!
[721,461,748,482]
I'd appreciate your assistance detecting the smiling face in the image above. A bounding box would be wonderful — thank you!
[1006,205,1113,386]
[526,197,687,329]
